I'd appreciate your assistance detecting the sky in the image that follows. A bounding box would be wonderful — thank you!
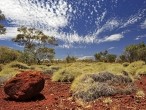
[0,0,146,59]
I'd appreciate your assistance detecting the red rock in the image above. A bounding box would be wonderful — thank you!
[4,71,45,100]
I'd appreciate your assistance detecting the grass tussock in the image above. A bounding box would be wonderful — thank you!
[71,71,136,102]
[52,67,83,82]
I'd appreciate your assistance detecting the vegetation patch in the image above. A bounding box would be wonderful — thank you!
[71,71,136,102]
[9,61,30,69]
[52,67,83,82]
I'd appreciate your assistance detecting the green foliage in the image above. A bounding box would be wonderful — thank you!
[66,55,77,63]
[36,47,55,64]
[71,71,135,102]
[9,61,30,69]
[17,51,36,65]
[94,50,116,63]
[124,42,146,62]
[0,10,6,34]
[52,67,82,82]
[0,46,21,64]
[126,61,145,75]
[12,26,57,64]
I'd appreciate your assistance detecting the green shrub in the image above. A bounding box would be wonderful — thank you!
[52,67,82,82]
[126,61,145,75]
[71,71,135,102]
[9,61,30,69]
[0,46,21,64]
[122,62,130,67]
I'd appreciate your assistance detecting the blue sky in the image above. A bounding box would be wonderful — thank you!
[0,0,146,59]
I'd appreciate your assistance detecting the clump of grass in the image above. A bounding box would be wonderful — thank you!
[122,62,130,67]
[52,67,83,82]
[8,61,30,69]
[103,97,113,105]
[136,90,145,98]
[71,71,136,102]
[126,61,145,75]
[0,64,3,72]
[0,74,14,85]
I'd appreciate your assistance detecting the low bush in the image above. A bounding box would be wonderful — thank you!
[0,64,3,72]
[52,67,82,82]
[9,61,30,69]
[71,71,136,102]
[126,61,145,75]
[0,74,14,85]
[122,62,130,67]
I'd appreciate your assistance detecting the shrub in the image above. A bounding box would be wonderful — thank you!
[9,61,30,69]
[126,61,145,75]
[0,46,21,64]
[122,62,130,67]
[0,74,14,85]
[0,64,3,72]
[71,71,136,102]
[52,67,82,82]
[136,90,145,98]
[103,97,113,104]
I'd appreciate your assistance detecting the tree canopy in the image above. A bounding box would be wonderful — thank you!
[12,26,57,64]
[0,10,6,34]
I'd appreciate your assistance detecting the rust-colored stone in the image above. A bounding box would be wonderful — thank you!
[4,71,45,100]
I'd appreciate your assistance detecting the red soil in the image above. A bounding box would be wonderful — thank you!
[0,74,146,110]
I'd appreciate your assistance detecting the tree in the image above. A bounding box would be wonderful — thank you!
[36,47,55,64]
[66,55,77,63]
[106,54,117,63]
[0,46,21,64]
[123,42,146,62]
[12,26,57,64]
[94,53,101,61]
[94,50,116,62]
[0,10,6,34]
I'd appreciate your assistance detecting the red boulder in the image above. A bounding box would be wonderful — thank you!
[4,71,45,101]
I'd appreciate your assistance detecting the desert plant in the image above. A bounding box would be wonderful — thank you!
[103,97,113,105]
[122,62,130,67]
[0,64,3,72]
[52,67,82,82]
[126,61,145,75]
[8,61,30,69]
[71,71,136,102]
[136,90,145,98]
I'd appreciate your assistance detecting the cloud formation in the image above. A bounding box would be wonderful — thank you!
[141,19,146,29]
[0,0,145,48]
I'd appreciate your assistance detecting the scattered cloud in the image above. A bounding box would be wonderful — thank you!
[99,34,123,43]
[141,19,146,29]
[94,19,120,36]
[0,27,18,40]
[0,0,72,29]
[0,0,145,49]
[108,47,115,50]
[135,34,146,40]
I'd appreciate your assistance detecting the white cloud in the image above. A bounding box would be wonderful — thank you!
[108,47,115,50]
[99,34,123,43]
[94,19,120,36]
[0,27,18,40]
[0,0,72,29]
[135,34,146,40]
[141,19,146,29]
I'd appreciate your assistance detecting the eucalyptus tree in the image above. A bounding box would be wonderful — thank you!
[0,10,6,34]
[12,26,57,64]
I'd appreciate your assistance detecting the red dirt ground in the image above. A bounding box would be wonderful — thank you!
[0,74,146,110]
